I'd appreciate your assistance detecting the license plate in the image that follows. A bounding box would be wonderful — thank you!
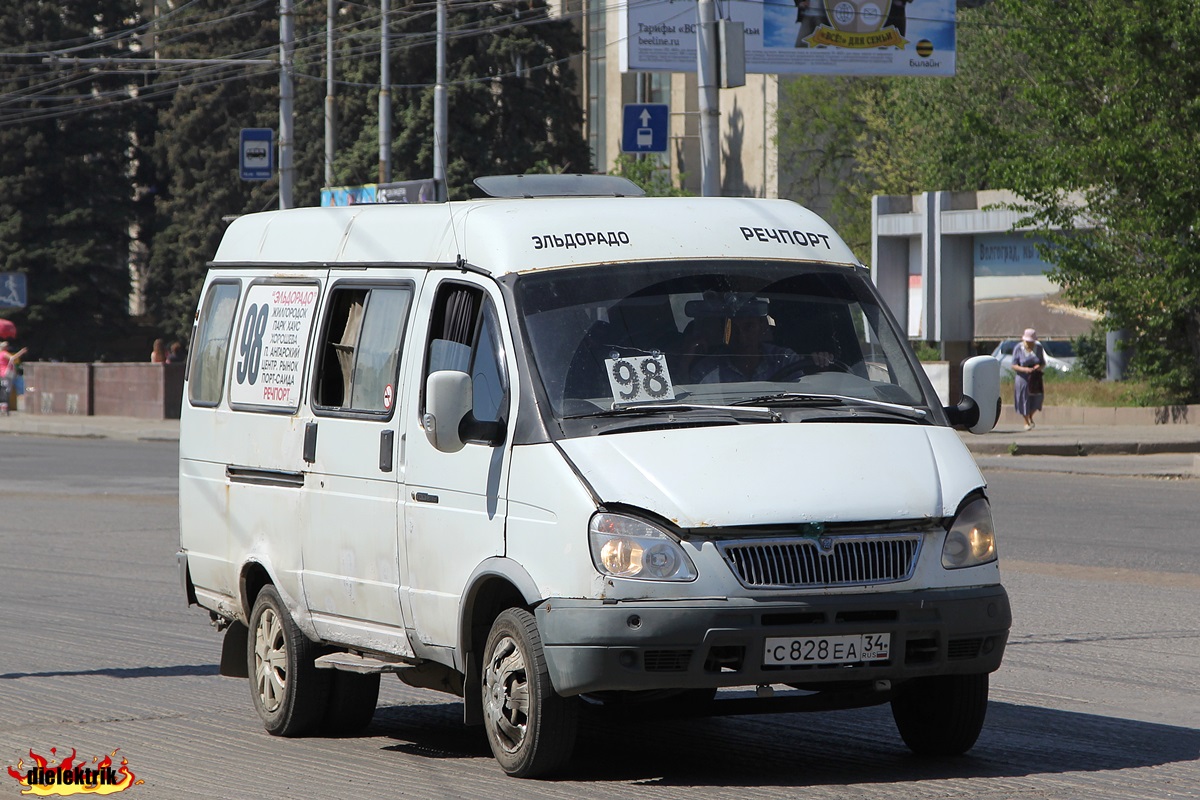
[763,633,891,666]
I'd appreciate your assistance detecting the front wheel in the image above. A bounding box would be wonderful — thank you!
[481,608,578,778]
[890,673,989,756]
[247,585,330,736]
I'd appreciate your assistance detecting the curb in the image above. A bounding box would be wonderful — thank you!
[965,440,1200,457]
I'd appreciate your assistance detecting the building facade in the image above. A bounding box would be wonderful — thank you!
[579,0,782,198]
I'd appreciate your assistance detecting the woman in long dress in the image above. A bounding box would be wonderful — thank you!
[1012,328,1045,430]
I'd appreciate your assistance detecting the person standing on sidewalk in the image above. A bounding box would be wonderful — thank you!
[0,341,27,415]
[1012,328,1045,430]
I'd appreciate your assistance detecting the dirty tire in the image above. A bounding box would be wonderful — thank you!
[321,671,381,736]
[891,673,989,756]
[247,584,330,736]
[481,608,579,778]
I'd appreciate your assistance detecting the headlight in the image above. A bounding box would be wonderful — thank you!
[941,497,998,569]
[589,513,697,581]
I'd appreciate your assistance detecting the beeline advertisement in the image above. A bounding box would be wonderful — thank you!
[619,0,956,77]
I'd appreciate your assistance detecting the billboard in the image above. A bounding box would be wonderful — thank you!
[620,0,956,77]
[320,179,437,207]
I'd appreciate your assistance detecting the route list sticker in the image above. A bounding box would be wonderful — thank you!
[229,284,319,409]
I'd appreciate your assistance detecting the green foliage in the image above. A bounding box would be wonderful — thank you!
[774,5,1015,260]
[143,1,280,344]
[776,74,872,255]
[910,341,942,362]
[1073,330,1107,381]
[610,154,689,197]
[2,0,591,351]
[774,0,1200,402]
[993,0,1200,402]
[0,0,143,360]
[317,0,591,202]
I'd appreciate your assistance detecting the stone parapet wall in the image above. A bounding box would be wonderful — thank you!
[93,363,185,419]
[22,363,93,416]
[998,404,1200,426]
[21,362,185,420]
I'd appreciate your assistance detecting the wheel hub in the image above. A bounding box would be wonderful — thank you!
[254,607,287,713]
[483,635,530,753]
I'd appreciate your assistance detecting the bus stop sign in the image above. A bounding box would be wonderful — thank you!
[240,128,274,181]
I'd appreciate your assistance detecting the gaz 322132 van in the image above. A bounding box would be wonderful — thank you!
[177,174,1011,778]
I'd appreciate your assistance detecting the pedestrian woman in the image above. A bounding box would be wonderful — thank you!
[150,338,166,363]
[0,341,26,415]
[1012,328,1045,430]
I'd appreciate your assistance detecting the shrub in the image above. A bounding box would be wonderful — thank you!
[1073,330,1107,381]
[910,341,942,362]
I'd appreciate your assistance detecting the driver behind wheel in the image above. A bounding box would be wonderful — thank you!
[681,291,832,383]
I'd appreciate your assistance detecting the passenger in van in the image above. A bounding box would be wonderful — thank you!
[681,291,830,383]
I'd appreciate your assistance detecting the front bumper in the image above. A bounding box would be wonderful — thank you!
[536,585,1010,696]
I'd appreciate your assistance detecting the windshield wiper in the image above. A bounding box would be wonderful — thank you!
[730,392,927,421]
[565,402,783,423]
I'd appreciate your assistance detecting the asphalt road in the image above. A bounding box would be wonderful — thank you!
[0,437,1197,799]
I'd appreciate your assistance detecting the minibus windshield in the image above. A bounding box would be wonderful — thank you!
[513,261,933,423]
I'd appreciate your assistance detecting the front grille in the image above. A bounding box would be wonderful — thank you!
[948,638,984,660]
[718,534,922,589]
[644,650,692,672]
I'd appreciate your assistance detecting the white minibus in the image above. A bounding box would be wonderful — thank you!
[178,174,1009,777]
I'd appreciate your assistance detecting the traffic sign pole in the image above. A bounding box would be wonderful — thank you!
[696,0,719,196]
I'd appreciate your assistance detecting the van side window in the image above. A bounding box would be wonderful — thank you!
[187,281,240,407]
[314,285,412,414]
[424,283,508,430]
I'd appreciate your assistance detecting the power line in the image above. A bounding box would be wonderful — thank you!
[0,0,598,128]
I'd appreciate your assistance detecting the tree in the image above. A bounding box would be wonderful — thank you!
[775,4,1019,259]
[775,2,1200,400]
[610,154,689,196]
[147,0,592,342]
[994,0,1200,401]
[387,0,591,198]
[143,0,279,343]
[0,0,145,361]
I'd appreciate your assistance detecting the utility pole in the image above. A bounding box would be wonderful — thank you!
[279,0,295,209]
[433,0,448,201]
[325,0,336,188]
[695,0,719,197]
[379,0,392,184]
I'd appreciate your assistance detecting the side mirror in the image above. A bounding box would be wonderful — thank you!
[423,370,508,453]
[947,355,1000,434]
[424,370,472,453]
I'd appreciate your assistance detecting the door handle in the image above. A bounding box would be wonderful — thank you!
[380,430,394,472]
[303,422,318,463]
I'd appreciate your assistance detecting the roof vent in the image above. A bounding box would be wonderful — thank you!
[474,174,646,199]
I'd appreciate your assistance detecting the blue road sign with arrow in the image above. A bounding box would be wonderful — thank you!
[621,103,668,154]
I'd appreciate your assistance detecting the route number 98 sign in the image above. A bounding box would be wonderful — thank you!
[229,283,320,410]
[604,354,676,405]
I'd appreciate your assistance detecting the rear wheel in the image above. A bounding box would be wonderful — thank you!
[891,674,989,756]
[481,608,578,777]
[247,585,330,736]
[321,671,380,736]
